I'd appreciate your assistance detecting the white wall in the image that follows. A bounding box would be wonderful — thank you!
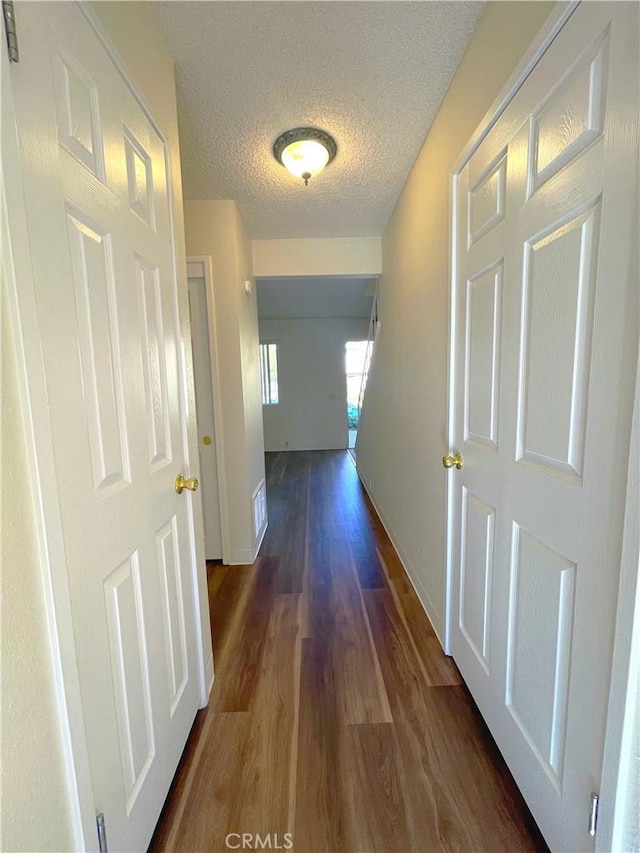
[619,387,640,850]
[623,701,640,850]
[599,354,640,852]
[185,200,266,563]
[1,3,208,849]
[260,318,369,452]
[237,210,267,530]
[1,265,75,853]
[356,1,554,638]
[253,237,381,277]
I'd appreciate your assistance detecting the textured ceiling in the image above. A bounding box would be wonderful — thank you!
[154,1,484,239]
[257,277,376,319]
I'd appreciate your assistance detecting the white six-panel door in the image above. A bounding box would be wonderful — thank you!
[9,4,203,850]
[187,272,223,560]
[448,3,639,850]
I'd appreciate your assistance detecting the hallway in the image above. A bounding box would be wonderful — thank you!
[151,451,546,852]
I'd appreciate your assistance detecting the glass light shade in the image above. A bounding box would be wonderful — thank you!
[280,139,330,181]
[273,127,337,185]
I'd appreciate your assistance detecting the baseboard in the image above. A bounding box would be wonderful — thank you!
[253,518,268,558]
[205,653,214,698]
[264,443,348,452]
[229,548,256,565]
[357,473,445,649]
[228,520,268,566]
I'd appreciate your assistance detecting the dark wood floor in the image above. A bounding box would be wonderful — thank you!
[150,450,546,853]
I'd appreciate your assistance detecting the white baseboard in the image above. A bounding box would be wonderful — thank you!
[205,653,214,698]
[253,518,268,558]
[229,549,254,565]
[228,520,268,566]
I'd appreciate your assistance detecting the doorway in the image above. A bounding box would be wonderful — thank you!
[186,258,226,562]
[345,340,368,450]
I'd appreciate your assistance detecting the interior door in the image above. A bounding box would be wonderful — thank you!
[9,4,203,850]
[447,3,639,850]
[187,271,223,559]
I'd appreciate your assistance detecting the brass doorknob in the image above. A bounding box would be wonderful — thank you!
[175,474,199,494]
[442,452,463,470]
[202,435,212,446]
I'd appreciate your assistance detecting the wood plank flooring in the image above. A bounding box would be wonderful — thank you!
[150,450,547,853]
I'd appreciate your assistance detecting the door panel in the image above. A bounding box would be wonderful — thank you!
[468,150,507,245]
[518,204,599,479]
[506,525,575,787]
[464,261,502,448]
[528,33,607,194]
[448,3,639,849]
[124,128,156,228]
[10,4,202,850]
[137,257,173,470]
[52,44,105,179]
[460,487,495,672]
[104,553,156,813]
[156,516,190,717]
[66,209,131,491]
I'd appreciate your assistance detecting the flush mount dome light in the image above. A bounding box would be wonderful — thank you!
[273,127,337,186]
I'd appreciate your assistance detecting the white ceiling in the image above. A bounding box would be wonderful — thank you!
[154,1,484,239]
[257,277,376,319]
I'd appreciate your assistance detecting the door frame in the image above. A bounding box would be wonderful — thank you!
[443,1,640,847]
[1,6,210,848]
[187,255,231,564]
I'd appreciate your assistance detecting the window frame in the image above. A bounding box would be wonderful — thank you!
[260,341,279,406]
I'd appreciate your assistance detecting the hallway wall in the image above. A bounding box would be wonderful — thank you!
[356,1,555,638]
[260,317,369,451]
[622,661,640,849]
[1,269,75,852]
[252,237,381,277]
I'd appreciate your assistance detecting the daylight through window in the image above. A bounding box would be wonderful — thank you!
[260,343,279,405]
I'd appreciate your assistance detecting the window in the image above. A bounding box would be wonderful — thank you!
[260,342,279,405]
[345,340,368,439]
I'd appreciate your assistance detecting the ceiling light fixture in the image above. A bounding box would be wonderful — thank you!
[273,127,337,186]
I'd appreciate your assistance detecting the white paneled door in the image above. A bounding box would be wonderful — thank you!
[8,4,203,851]
[187,270,223,560]
[448,3,638,851]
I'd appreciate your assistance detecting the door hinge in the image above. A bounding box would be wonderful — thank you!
[2,0,18,62]
[588,791,599,838]
[96,813,108,853]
